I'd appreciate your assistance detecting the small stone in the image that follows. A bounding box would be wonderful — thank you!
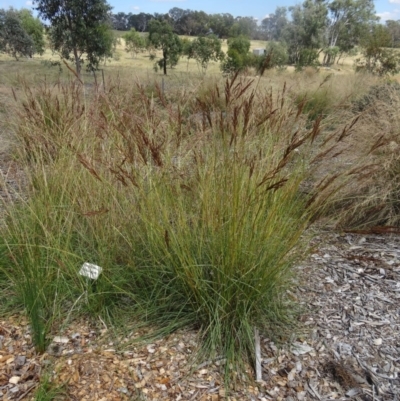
[117,387,129,394]
[9,376,21,385]
[14,355,26,367]
[291,343,314,356]
[53,336,69,344]
[383,362,391,373]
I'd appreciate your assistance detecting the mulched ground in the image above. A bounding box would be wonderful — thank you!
[1,230,399,401]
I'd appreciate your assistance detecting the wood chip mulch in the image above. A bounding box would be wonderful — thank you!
[1,230,400,400]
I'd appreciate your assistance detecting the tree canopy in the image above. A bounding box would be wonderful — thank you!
[19,9,45,55]
[34,0,113,77]
[123,28,145,58]
[148,19,182,75]
[185,35,224,73]
[222,35,251,74]
[0,8,43,60]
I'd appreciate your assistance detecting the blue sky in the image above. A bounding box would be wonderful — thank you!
[3,0,400,23]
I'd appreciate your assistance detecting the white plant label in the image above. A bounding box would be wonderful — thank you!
[79,262,102,280]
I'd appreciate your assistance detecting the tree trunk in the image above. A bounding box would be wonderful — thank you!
[73,47,81,78]
[163,50,167,75]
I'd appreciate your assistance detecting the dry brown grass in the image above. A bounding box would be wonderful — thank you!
[325,81,400,228]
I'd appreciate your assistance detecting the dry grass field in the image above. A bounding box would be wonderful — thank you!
[0,36,362,88]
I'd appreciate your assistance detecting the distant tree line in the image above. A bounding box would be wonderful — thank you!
[2,0,400,77]
[111,8,260,39]
[109,2,400,74]
[111,3,400,49]
[123,1,395,69]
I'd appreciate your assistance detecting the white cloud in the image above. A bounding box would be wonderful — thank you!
[131,6,140,10]
[25,0,33,5]
[376,10,400,20]
[389,0,400,4]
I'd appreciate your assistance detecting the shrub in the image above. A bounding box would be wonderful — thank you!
[356,24,400,76]
[122,28,145,58]
[264,41,289,70]
[221,35,251,74]
[296,48,320,69]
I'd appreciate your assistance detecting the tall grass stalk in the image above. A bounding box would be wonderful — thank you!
[1,73,367,383]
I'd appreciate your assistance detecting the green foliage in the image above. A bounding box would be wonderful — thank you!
[221,35,251,74]
[34,0,113,76]
[229,17,257,38]
[295,87,331,121]
[186,35,224,73]
[33,371,67,400]
[283,0,327,66]
[357,25,400,75]
[248,42,289,76]
[18,9,45,55]
[209,13,235,38]
[181,37,193,57]
[297,48,320,68]
[122,28,145,58]
[168,8,210,36]
[264,41,289,70]
[227,34,251,55]
[261,7,288,41]
[323,46,340,65]
[327,0,377,56]
[0,8,35,60]
[148,19,182,75]
[386,20,400,48]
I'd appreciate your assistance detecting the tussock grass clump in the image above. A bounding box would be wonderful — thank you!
[0,72,371,382]
[291,71,380,123]
[329,81,400,229]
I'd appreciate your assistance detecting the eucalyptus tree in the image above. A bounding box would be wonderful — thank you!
[325,0,377,64]
[34,0,113,77]
[123,28,145,58]
[229,16,258,38]
[261,7,288,41]
[358,24,400,75]
[209,13,235,38]
[187,35,224,73]
[127,13,154,32]
[221,35,251,73]
[148,19,182,75]
[386,20,400,48]
[18,9,45,55]
[0,8,35,60]
[283,0,328,66]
